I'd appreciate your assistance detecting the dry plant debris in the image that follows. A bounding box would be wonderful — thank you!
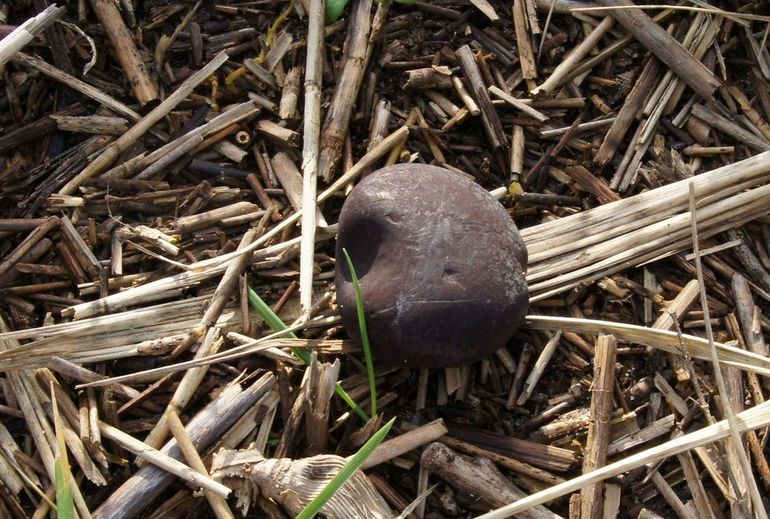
[1,0,770,518]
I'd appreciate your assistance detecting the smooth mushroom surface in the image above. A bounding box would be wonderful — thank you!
[335,163,529,368]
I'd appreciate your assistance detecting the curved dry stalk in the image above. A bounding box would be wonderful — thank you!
[688,181,767,519]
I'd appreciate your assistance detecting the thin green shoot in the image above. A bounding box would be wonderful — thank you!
[325,0,417,24]
[341,248,377,417]
[247,287,370,422]
[325,0,348,24]
[52,386,75,519]
[295,417,395,519]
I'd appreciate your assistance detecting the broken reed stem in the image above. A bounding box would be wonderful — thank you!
[653,279,700,383]
[525,175,770,298]
[579,334,616,519]
[532,16,614,95]
[476,398,770,518]
[594,58,660,167]
[14,53,143,123]
[142,327,223,452]
[422,442,560,519]
[166,409,235,519]
[317,0,374,181]
[517,330,562,406]
[184,125,409,273]
[0,216,59,280]
[360,419,448,470]
[304,356,339,455]
[0,5,64,67]
[198,228,259,331]
[299,0,325,317]
[92,374,274,519]
[63,126,409,320]
[687,181,768,519]
[99,420,231,498]
[59,230,317,320]
[489,86,549,122]
[524,128,770,250]
[108,100,258,180]
[0,317,93,519]
[512,0,537,80]
[89,0,158,104]
[596,0,720,102]
[69,317,332,388]
[524,315,770,376]
[456,45,506,149]
[58,51,228,195]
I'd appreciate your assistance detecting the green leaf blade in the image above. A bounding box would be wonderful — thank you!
[341,248,378,416]
[247,287,369,421]
[52,389,75,519]
[325,0,348,23]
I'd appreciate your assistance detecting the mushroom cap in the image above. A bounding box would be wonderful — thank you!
[335,164,528,368]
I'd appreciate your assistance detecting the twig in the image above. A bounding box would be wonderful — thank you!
[302,0,323,317]
[489,85,549,122]
[92,374,275,519]
[317,0,374,181]
[513,0,537,80]
[0,217,59,280]
[141,327,225,452]
[531,16,614,95]
[691,103,770,152]
[517,330,562,405]
[580,335,616,519]
[0,5,64,67]
[653,279,700,383]
[475,398,770,518]
[99,420,231,498]
[421,442,561,519]
[596,0,720,102]
[13,53,143,123]
[166,409,235,519]
[182,125,409,274]
[89,0,158,104]
[456,45,506,149]
[524,315,770,376]
[58,51,229,195]
[360,419,448,470]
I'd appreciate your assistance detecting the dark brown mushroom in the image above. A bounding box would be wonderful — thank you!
[335,164,528,368]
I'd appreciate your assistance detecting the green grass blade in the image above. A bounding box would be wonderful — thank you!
[295,417,395,519]
[247,287,370,421]
[325,0,348,23]
[246,287,310,363]
[52,387,75,519]
[341,248,377,416]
